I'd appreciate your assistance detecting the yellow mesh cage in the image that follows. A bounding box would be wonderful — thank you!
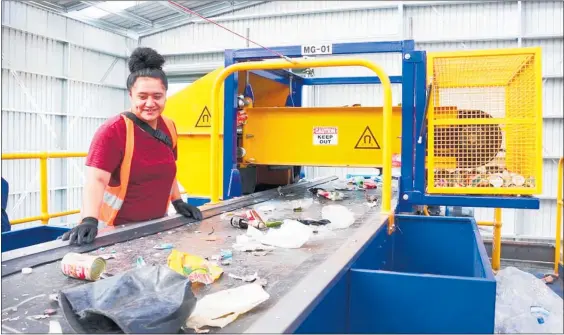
[426,48,543,195]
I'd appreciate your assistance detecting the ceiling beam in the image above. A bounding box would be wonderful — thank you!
[138,1,266,37]
[81,1,154,28]
[64,2,92,12]
[154,1,230,25]
[156,1,192,17]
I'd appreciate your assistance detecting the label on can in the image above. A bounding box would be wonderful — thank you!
[61,253,106,281]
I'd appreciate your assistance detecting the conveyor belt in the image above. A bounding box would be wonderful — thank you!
[1,177,337,275]
[1,177,391,334]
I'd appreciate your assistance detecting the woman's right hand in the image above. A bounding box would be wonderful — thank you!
[61,217,99,246]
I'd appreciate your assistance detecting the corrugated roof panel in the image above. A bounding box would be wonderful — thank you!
[43,0,266,35]
[214,0,397,17]
[141,7,400,54]
[128,2,174,21]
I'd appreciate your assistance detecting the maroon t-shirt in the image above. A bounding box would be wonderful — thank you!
[86,114,178,225]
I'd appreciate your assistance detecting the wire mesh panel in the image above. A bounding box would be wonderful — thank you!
[427,48,543,195]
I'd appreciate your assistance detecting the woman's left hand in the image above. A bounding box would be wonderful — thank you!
[172,199,203,220]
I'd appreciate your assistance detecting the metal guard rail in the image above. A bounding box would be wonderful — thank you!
[1,152,87,225]
[209,57,394,227]
[1,152,189,226]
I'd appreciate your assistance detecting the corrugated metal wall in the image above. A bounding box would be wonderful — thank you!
[140,0,563,240]
[1,0,136,229]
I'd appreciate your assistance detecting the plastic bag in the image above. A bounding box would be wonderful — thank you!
[494,266,563,334]
[260,219,312,249]
[321,205,355,230]
[167,249,223,285]
[186,283,270,330]
[59,265,197,334]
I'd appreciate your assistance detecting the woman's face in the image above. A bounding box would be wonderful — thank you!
[129,77,167,123]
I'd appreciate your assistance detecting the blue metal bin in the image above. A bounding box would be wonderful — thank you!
[1,226,70,253]
[295,215,497,334]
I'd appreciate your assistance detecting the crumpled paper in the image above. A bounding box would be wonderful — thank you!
[186,283,270,329]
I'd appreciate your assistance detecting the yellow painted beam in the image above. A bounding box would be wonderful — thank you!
[242,106,402,167]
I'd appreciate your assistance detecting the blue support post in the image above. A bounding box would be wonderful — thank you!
[413,51,428,196]
[397,51,418,213]
[223,50,242,200]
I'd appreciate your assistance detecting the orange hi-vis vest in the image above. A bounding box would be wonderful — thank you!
[98,114,178,226]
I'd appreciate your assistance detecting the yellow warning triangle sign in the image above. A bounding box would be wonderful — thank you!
[354,126,380,149]
[195,106,211,128]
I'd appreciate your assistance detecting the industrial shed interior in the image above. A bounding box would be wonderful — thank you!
[0,0,563,334]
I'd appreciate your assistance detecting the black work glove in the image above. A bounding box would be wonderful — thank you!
[172,199,203,220]
[61,217,98,246]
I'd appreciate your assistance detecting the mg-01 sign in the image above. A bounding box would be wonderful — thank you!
[301,44,333,56]
[313,127,338,145]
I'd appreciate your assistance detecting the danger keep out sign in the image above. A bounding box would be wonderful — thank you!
[313,127,338,145]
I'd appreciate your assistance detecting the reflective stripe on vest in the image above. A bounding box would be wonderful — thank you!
[98,114,178,226]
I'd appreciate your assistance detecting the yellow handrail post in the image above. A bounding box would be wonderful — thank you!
[554,157,563,275]
[39,154,49,224]
[492,208,502,271]
[1,151,87,225]
[209,58,393,215]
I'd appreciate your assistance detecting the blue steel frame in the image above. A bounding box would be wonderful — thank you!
[221,39,540,211]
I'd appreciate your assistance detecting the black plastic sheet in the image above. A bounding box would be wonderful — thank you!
[59,265,197,334]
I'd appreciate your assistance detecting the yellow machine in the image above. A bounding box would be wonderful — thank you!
[162,41,543,224]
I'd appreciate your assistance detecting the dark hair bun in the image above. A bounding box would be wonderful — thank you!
[128,47,165,73]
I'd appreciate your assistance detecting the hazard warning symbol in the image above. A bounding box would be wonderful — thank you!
[195,106,211,128]
[354,126,380,149]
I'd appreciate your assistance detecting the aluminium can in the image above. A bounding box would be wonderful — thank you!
[60,252,106,281]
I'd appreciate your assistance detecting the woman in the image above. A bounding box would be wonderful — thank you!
[62,47,202,246]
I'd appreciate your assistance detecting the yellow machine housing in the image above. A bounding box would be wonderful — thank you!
[162,68,225,199]
[241,106,402,167]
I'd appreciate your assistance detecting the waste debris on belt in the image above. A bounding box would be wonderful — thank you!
[50,177,382,334]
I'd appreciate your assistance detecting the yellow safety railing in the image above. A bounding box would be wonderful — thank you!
[209,58,393,218]
[476,209,503,271]
[2,151,190,226]
[554,157,563,275]
[2,152,87,225]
